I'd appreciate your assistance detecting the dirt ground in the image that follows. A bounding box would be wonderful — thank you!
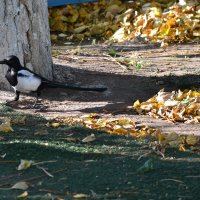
[0,42,199,135]
[0,42,200,200]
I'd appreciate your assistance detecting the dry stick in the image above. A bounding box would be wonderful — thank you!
[0,160,17,163]
[160,179,184,184]
[137,152,152,161]
[0,167,67,187]
[186,175,200,178]
[36,165,54,178]
[103,53,127,70]
[32,160,57,166]
[0,173,22,181]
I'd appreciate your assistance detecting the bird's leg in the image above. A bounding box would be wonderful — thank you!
[6,91,20,106]
[31,90,41,108]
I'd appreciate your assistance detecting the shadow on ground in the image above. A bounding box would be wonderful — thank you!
[0,105,200,200]
[41,64,200,111]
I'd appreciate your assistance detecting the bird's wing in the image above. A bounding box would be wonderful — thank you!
[20,67,50,82]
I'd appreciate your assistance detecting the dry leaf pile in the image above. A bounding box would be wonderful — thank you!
[49,0,200,43]
[134,89,200,123]
[57,113,200,152]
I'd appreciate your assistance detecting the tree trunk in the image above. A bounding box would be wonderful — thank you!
[0,0,52,90]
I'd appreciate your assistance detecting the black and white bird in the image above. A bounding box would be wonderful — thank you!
[0,55,107,107]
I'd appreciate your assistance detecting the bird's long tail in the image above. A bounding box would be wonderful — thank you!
[41,81,107,92]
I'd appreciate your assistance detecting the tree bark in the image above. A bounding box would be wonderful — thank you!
[0,0,52,90]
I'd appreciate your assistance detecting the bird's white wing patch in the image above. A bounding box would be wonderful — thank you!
[14,70,42,93]
[18,70,35,77]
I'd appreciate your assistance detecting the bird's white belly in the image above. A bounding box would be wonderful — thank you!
[13,76,41,93]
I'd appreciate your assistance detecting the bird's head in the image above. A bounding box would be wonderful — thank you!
[0,55,21,68]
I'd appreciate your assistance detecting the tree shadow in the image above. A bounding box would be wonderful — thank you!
[1,43,199,114]
[38,62,199,113]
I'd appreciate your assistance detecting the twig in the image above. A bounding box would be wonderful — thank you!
[137,152,151,161]
[186,175,200,178]
[0,173,22,181]
[36,165,54,178]
[0,160,17,163]
[160,179,184,184]
[32,160,57,166]
[0,188,10,190]
[103,53,127,70]
[0,167,67,187]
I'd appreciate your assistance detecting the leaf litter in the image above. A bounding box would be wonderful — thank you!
[134,89,200,123]
[49,0,200,44]
[57,110,200,154]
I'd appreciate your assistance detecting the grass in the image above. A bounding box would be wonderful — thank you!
[116,53,145,70]
[0,104,200,200]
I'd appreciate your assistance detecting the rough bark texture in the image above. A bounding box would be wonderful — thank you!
[0,0,52,90]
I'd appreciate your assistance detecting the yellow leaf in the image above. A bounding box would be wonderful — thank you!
[165,133,183,147]
[17,159,34,171]
[79,8,89,18]
[106,5,122,15]
[50,34,57,41]
[51,122,61,127]
[73,193,89,199]
[17,191,28,199]
[186,135,199,145]
[193,30,200,37]
[150,7,162,17]
[67,10,79,23]
[166,18,176,26]
[154,129,166,143]
[160,41,169,48]
[190,146,200,151]
[179,144,186,152]
[11,116,26,125]
[110,27,127,42]
[0,118,14,132]
[159,24,170,36]
[73,25,88,34]
[133,100,140,108]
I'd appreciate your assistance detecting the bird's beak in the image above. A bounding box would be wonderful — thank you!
[0,59,7,64]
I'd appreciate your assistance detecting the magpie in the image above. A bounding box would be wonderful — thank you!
[0,55,107,107]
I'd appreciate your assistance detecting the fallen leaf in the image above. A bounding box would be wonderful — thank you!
[73,193,89,199]
[137,159,154,173]
[186,135,199,145]
[11,182,29,190]
[34,129,49,136]
[179,144,186,152]
[17,159,34,170]
[16,191,28,198]
[51,122,61,127]
[11,116,26,125]
[0,118,14,132]
[82,134,96,143]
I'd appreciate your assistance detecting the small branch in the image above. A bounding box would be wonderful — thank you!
[160,179,184,184]
[0,160,17,163]
[186,175,200,178]
[32,160,57,166]
[36,165,54,178]
[0,173,22,181]
[103,53,127,70]
[0,167,67,187]
[137,152,151,161]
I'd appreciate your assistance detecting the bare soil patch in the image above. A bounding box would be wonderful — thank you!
[0,42,199,135]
